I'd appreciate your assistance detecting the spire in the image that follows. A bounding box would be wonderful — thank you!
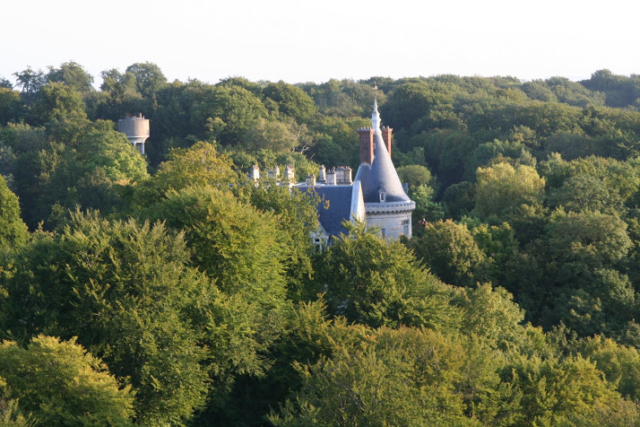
[371,98,381,134]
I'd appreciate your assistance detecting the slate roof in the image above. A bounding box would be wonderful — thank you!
[354,104,411,204]
[296,185,354,237]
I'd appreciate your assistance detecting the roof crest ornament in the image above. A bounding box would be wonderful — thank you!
[371,92,382,134]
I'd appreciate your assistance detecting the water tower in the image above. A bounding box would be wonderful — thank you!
[118,114,149,154]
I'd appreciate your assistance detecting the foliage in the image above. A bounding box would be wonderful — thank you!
[271,327,518,426]
[410,183,444,223]
[0,175,27,247]
[263,81,317,123]
[142,185,288,310]
[396,164,433,188]
[311,222,459,330]
[0,335,134,426]
[6,63,640,425]
[46,62,94,96]
[0,213,211,425]
[474,162,545,220]
[34,83,87,124]
[411,219,488,287]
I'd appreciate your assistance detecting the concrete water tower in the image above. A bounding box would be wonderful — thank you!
[118,114,149,154]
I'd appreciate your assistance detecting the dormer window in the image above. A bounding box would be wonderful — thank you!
[380,192,385,202]
[379,186,386,202]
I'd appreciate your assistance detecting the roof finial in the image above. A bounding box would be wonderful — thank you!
[372,93,381,133]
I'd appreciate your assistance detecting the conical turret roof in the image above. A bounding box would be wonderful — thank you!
[354,102,411,203]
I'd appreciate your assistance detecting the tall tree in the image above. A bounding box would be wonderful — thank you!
[125,62,167,99]
[0,174,28,247]
[0,335,134,426]
[0,214,211,425]
[263,81,317,123]
[34,82,87,124]
[311,222,458,329]
[47,61,95,96]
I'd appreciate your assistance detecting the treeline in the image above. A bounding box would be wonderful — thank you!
[3,62,640,425]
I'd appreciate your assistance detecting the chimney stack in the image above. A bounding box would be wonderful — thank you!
[381,126,393,157]
[268,165,280,179]
[358,128,374,165]
[285,165,295,182]
[318,165,326,183]
[326,168,337,185]
[336,166,353,185]
[250,165,260,182]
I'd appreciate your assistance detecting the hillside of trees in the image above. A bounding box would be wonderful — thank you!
[4,62,640,425]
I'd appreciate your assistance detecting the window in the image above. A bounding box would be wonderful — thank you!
[379,187,386,202]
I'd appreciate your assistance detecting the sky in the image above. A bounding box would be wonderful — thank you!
[2,0,639,88]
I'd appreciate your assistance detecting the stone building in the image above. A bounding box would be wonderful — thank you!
[294,101,415,245]
[250,101,414,247]
[353,100,415,239]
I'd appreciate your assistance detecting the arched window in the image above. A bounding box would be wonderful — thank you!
[378,186,386,202]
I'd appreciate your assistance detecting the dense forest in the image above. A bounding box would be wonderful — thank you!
[3,62,640,425]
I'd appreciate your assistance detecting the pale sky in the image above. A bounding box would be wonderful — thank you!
[2,0,638,87]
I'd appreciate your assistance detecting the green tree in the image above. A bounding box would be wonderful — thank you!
[411,219,487,287]
[0,335,134,426]
[0,88,24,125]
[125,62,167,99]
[474,162,545,219]
[24,121,149,225]
[410,184,444,223]
[0,382,30,427]
[312,222,459,329]
[396,164,433,188]
[94,69,144,121]
[46,62,94,96]
[237,179,319,301]
[191,85,267,144]
[451,283,525,350]
[272,327,517,426]
[465,139,535,181]
[547,173,623,214]
[578,336,640,401]
[0,214,211,425]
[13,67,45,100]
[0,175,28,247]
[544,209,632,268]
[132,141,237,210]
[144,185,288,310]
[243,117,310,153]
[522,80,558,103]
[442,181,476,220]
[500,354,623,425]
[34,82,87,124]
[263,81,317,123]
[382,81,459,133]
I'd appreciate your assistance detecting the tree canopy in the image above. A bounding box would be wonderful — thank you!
[5,62,640,425]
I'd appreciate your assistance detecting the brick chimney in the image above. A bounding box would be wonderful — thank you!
[381,126,393,157]
[358,128,374,165]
